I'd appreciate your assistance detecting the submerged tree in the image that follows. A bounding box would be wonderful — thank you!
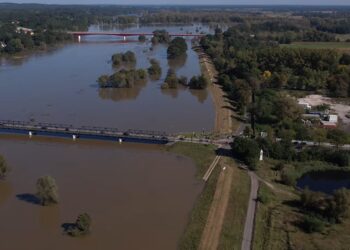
[64,213,92,237]
[0,155,9,178]
[36,176,59,206]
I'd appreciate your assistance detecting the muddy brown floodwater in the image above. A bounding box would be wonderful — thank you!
[0,136,203,250]
[0,24,216,250]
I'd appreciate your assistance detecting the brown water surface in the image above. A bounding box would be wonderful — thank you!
[0,136,203,250]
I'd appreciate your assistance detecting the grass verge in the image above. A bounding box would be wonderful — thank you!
[179,166,221,250]
[218,159,250,250]
[167,142,217,178]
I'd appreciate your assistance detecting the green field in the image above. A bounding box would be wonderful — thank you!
[281,42,350,50]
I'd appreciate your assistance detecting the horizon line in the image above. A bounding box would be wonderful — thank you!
[1,2,350,7]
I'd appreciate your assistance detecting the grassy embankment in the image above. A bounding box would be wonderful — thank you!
[167,142,219,249]
[217,158,250,250]
[253,159,350,250]
[168,143,251,249]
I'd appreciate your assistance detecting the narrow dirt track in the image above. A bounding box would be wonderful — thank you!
[199,166,233,250]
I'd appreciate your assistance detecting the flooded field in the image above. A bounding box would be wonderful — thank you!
[0,24,216,249]
[0,136,203,250]
[0,24,215,133]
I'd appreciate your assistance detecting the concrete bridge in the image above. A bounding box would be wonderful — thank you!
[68,31,205,42]
[0,120,171,145]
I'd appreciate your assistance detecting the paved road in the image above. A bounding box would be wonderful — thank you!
[241,170,259,250]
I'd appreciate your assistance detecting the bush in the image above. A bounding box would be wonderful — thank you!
[111,51,136,67]
[98,69,147,88]
[64,213,92,237]
[188,75,209,89]
[36,176,59,206]
[280,169,296,186]
[257,187,270,204]
[301,215,325,233]
[326,150,349,167]
[147,59,162,80]
[162,69,178,89]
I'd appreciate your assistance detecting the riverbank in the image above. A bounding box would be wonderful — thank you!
[168,142,251,250]
[193,45,239,136]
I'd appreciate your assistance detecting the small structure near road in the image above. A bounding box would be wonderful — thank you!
[321,114,338,128]
[298,100,312,110]
[0,42,6,48]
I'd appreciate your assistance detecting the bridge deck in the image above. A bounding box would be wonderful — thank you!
[68,31,204,37]
[0,120,171,145]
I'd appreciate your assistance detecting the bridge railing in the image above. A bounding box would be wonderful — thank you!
[0,120,169,138]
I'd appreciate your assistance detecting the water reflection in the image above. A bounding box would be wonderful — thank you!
[168,54,187,70]
[0,24,215,133]
[98,81,146,102]
[189,89,209,104]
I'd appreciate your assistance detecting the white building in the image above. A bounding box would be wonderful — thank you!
[327,114,338,123]
[16,27,34,36]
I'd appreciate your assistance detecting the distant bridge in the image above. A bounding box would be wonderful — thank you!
[68,31,205,41]
[0,120,171,145]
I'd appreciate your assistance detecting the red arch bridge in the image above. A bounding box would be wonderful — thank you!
[68,31,205,41]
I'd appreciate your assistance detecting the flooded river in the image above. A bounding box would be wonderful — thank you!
[0,24,215,249]
[0,137,203,250]
[0,24,214,133]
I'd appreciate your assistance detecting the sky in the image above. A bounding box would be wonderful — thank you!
[1,0,350,5]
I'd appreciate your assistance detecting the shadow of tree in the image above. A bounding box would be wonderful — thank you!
[16,193,41,205]
[61,223,76,232]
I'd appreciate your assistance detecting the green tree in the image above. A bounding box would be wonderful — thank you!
[326,188,349,223]
[5,38,24,53]
[167,37,188,59]
[147,59,162,80]
[64,213,92,237]
[301,215,325,233]
[36,176,59,206]
[138,35,146,42]
[76,213,92,233]
[232,137,260,170]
